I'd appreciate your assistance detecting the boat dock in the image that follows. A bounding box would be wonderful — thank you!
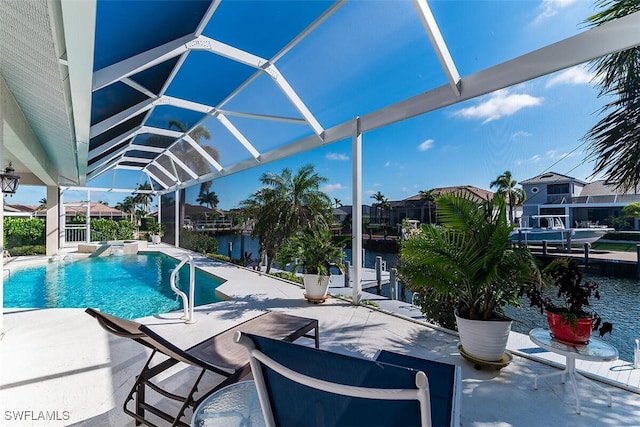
[528,244,640,278]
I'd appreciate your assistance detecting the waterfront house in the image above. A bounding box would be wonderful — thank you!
[390,185,495,226]
[519,172,640,230]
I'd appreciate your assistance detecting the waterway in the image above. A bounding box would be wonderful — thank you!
[215,234,639,362]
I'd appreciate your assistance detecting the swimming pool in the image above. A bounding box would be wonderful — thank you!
[3,252,223,319]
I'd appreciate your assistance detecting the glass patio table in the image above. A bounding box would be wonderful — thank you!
[529,328,618,414]
[191,380,265,427]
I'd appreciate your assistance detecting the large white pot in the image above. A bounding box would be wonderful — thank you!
[455,311,512,362]
[303,274,330,299]
[150,234,161,244]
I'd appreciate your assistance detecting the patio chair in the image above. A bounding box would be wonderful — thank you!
[235,332,462,427]
[85,308,318,427]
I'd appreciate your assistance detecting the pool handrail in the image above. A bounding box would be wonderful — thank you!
[170,254,196,324]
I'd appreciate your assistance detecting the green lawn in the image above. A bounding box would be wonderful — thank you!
[590,241,639,252]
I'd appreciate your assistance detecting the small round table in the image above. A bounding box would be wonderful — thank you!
[529,328,618,414]
[191,381,266,427]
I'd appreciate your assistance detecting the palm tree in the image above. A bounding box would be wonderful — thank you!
[167,120,219,196]
[196,190,219,209]
[333,198,342,209]
[418,189,435,224]
[37,198,47,210]
[115,196,136,221]
[133,182,154,214]
[370,191,388,224]
[240,164,332,273]
[490,171,525,224]
[583,1,640,191]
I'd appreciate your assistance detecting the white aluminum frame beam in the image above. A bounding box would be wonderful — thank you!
[165,151,199,179]
[352,118,363,305]
[413,0,461,96]
[215,113,261,159]
[183,135,223,172]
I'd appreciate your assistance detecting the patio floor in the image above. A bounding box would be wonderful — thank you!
[1,246,640,426]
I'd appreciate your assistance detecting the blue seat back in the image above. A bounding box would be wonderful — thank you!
[246,333,425,427]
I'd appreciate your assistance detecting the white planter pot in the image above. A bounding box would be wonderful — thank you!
[303,274,330,299]
[455,311,512,362]
[150,234,161,244]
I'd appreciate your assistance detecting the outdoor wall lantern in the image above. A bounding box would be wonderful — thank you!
[0,162,20,195]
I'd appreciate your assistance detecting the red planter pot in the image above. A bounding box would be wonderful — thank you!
[547,311,593,344]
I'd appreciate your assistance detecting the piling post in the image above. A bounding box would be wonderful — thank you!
[227,241,233,259]
[390,268,397,300]
[566,232,572,253]
[636,245,640,279]
[375,256,382,295]
[542,241,548,261]
[344,261,351,287]
[583,243,590,268]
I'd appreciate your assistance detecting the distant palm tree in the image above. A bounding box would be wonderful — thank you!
[333,198,342,209]
[167,120,219,196]
[370,191,388,224]
[196,191,219,209]
[133,182,154,214]
[37,198,47,210]
[115,196,136,221]
[418,189,435,224]
[490,170,525,224]
[240,164,332,273]
[583,1,640,191]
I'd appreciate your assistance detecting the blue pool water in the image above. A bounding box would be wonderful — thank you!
[3,253,223,319]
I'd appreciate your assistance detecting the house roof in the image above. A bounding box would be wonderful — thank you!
[63,202,126,216]
[395,185,494,207]
[520,171,587,185]
[1,2,638,196]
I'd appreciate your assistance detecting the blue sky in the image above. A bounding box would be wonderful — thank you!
[11,0,609,211]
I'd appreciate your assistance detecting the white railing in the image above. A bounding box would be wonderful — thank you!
[65,224,87,243]
[170,255,196,324]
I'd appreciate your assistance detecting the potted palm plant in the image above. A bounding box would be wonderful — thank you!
[526,257,612,343]
[398,192,543,362]
[278,225,345,302]
[147,220,164,244]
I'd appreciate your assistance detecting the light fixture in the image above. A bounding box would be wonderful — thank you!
[0,162,20,195]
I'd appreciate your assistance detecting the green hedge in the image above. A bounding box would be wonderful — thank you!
[8,245,46,256]
[4,217,45,248]
[180,230,218,254]
[602,231,640,241]
[90,219,135,240]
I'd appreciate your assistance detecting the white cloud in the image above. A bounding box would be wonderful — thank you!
[546,149,581,159]
[453,89,543,124]
[546,66,594,88]
[384,161,391,167]
[325,152,349,161]
[418,139,434,151]
[373,182,383,187]
[365,190,376,196]
[529,154,542,163]
[535,0,579,22]
[511,131,532,139]
[322,183,346,193]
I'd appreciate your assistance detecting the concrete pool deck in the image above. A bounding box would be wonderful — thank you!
[1,244,640,426]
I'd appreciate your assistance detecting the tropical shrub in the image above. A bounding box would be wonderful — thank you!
[398,192,543,322]
[8,245,46,256]
[4,217,45,248]
[180,229,218,254]
[90,219,135,240]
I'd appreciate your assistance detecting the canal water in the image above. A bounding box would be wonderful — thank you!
[215,234,639,362]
